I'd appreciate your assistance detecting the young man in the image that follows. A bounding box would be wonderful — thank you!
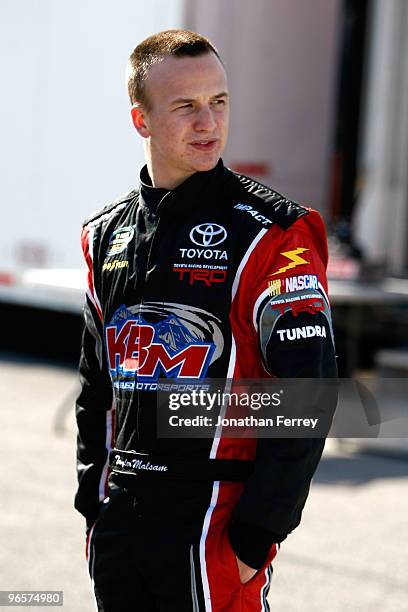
[75,30,337,612]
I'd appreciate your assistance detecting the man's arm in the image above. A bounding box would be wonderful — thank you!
[74,226,114,530]
[229,211,338,572]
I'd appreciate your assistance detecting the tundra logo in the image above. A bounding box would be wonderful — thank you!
[277,325,327,341]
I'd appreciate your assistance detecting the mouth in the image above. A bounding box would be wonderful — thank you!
[189,139,218,151]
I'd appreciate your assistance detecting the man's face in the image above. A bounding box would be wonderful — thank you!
[135,52,229,188]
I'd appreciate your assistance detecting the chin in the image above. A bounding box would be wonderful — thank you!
[192,157,220,172]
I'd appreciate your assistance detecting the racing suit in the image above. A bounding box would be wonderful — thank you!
[75,159,337,611]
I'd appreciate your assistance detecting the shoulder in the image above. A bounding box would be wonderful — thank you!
[220,167,328,264]
[222,167,310,231]
[82,188,139,230]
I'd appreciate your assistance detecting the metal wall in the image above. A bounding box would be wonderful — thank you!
[186,0,341,217]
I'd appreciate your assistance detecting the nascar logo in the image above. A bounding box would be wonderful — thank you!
[285,274,318,292]
[268,274,318,296]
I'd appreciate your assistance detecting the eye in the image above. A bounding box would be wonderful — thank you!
[211,99,226,106]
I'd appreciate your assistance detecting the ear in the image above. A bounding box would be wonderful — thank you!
[131,105,149,138]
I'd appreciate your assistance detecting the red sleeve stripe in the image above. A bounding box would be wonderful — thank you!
[81,225,103,322]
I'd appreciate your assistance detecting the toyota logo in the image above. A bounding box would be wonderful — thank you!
[189,223,227,247]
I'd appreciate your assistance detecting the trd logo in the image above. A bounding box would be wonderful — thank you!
[271,298,325,317]
[173,267,227,286]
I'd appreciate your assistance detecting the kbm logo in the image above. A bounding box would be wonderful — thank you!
[189,224,227,247]
[105,305,216,390]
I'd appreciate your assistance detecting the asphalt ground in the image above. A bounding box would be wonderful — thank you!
[1,353,407,611]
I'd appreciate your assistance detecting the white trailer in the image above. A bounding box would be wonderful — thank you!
[0,0,184,310]
[354,0,408,274]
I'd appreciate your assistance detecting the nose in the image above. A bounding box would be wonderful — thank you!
[194,105,216,131]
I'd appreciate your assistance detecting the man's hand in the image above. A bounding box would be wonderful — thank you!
[235,556,258,584]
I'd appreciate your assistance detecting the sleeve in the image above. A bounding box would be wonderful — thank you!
[228,210,338,569]
[74,225,114,528]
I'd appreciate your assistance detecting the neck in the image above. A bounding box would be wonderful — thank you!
[143,142,195,190]
[146,160,194,190]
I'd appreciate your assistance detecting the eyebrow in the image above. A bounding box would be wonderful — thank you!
[170,92,229,106]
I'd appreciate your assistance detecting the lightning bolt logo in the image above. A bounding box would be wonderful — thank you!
[271,248,310,276]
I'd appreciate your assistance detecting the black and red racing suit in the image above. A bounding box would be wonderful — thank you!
[75,159,337,611]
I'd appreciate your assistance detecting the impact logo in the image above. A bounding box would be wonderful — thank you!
[234,203,273,227]
[105,303,223,391]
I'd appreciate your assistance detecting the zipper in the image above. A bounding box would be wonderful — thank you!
[135,189,173,443]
